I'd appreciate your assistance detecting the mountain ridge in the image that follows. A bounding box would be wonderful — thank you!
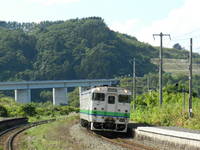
[0,17,199,81]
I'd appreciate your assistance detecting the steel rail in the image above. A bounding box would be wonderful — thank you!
[84,127,157,150]
[2,119,55,150]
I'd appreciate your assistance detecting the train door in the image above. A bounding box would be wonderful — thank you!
[103,94,118,130]
[106,94,118,114]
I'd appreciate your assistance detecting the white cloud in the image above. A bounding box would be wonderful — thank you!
[29,0,80,5]
[109,19,140,36]
[136,0,200,52]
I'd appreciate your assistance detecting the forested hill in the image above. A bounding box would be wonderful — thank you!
[0,17,193,81]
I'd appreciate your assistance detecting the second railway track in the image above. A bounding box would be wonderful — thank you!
[0,119,55,150]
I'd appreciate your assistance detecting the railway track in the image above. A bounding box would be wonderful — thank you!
[0,118,55,150]
[86,128,158,150]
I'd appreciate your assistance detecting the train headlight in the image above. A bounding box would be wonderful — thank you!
[124,89,128,93]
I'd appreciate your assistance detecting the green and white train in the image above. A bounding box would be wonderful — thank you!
[80,86,131,132]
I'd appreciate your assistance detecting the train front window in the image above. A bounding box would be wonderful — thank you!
[108,96,115,104]
[92,93,105,101]
[119,95,130,103]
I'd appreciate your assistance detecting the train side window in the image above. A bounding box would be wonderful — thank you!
[92,93,105,101]
[119,95,130,103]
[108,96,115,104]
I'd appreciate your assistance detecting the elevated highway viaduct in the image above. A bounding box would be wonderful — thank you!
[0,79,118,105]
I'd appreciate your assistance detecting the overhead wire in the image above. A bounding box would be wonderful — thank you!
[171,30,200,71]
[169,29,200,53]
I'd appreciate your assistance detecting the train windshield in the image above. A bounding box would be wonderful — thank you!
[92,93,105,101]
[118,95,130,103]
[108,96,115,104]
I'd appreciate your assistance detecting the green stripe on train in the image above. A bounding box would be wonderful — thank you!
[80,109,130,117]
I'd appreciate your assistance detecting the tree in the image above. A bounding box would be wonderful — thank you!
[0,105,8,117]
[68,88,79,107]
[0,17,199,83]
[20,103,37,116]
[173,43,183,50]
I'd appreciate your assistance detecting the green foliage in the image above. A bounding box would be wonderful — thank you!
[120,72,200,98]
[68,88,79,107]
[0,17,158,81]
[0,96,79,121]
[0,17,200,83]
[131,83,200,129]
[20,103,37,117]
[131,102,200,129]
[1,17,200,82]
[0,105,8,117]
[19,114,79,150]
[173,43,183,50]
[40,90,52,102]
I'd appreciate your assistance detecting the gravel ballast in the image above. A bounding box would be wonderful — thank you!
[70,124,129,150]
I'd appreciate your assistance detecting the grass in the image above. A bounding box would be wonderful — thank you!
[130,89,200,130]
[131,100,200,130]
[28,113,74,122]
[18,114,80,150]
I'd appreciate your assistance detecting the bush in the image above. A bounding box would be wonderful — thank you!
[20,103,37,117]
[0,105,8,117]
[68,88,79,107]
[131,88,200,130]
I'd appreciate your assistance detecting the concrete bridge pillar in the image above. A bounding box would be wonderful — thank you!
[15,89,31,103]
[53,88,68,105]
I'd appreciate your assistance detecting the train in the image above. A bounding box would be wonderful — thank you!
[79,86,131,132]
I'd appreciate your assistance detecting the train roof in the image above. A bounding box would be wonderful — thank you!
[81,86,131,95]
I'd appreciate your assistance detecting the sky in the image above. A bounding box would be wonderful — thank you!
[1,0,200,53]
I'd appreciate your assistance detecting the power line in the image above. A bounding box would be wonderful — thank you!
[166,31,200,53]
[171,28,200,40]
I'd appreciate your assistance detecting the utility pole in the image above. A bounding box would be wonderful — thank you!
[183,87,186,111]
[153,32,171,105]
[132,58,136,110]
[189,38,193,118]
